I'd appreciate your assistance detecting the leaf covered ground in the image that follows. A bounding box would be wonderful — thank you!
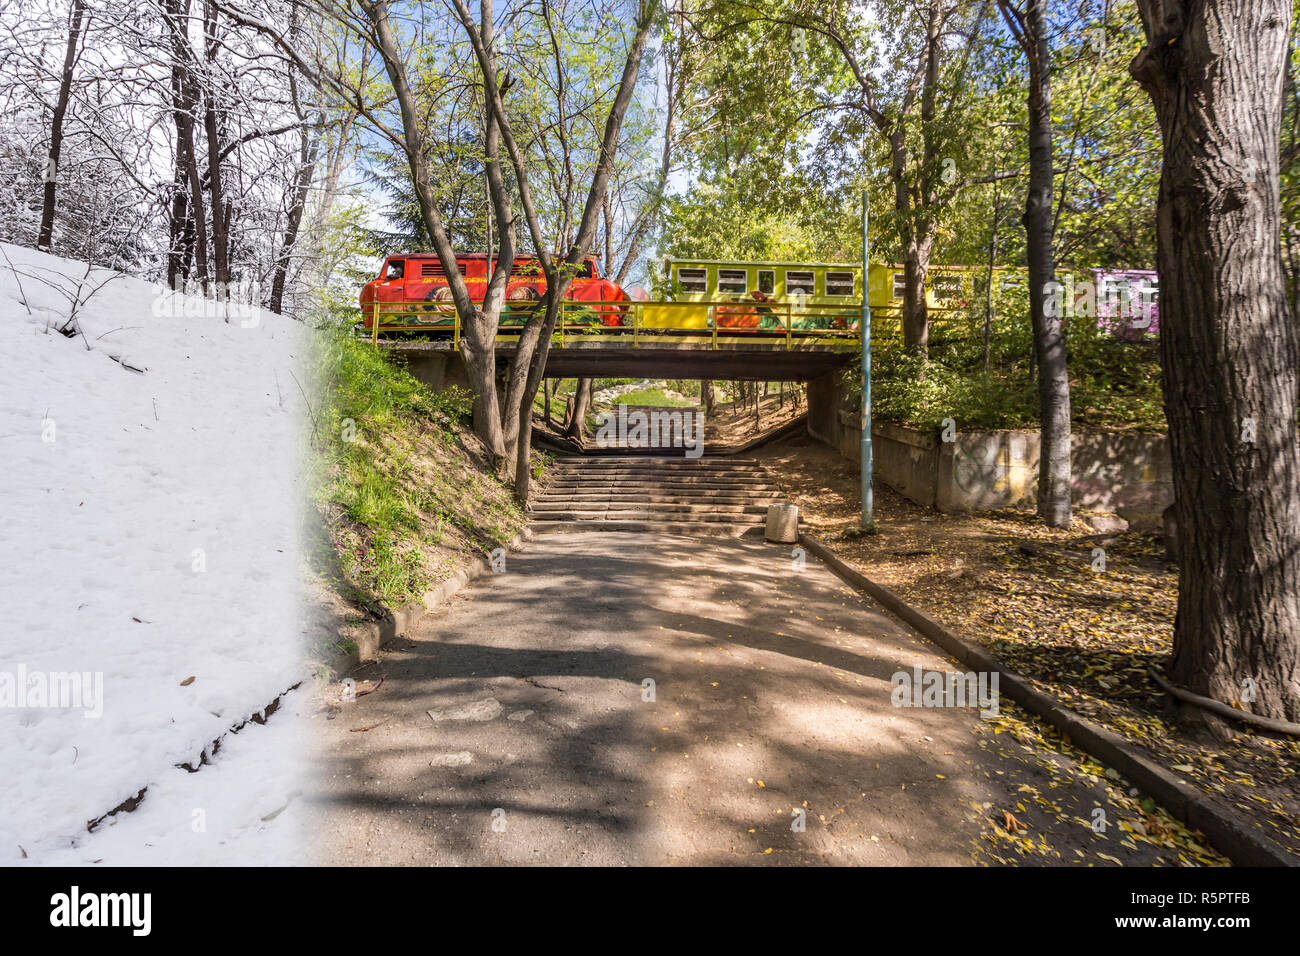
[756,433,1300,861]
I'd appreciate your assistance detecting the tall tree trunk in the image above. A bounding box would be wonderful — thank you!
[37,0,86,252]
[270,119,316,314]
[364,0,508,461]
[565,378,592,439]
[1023,0,1072,527]
[702,379,714,416]
[890,125,930,355]
[203,0,229,291]
[514,284,570,500]
[167,164,188,289]
[471,0,520,465]
[165,0,188,288]
[492,1,657,501]
[165,0,209,293]
[180,100,209,293]
[1132,0,1300,723]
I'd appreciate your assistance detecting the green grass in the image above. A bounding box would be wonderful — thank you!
[606,387,697,408]
[312,323,525,607]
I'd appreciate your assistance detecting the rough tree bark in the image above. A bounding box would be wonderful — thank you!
[203,0,230,291]
[453,0,657,501]
[270,0,314,315]
[565,378,592,439]
[1001,0,1072,527]
[362,0,510,462]
[897,0,943,354]
[1131,0,1300,723]
[168,0,210,293]
[269,112,316,314]
[36,0,86,252]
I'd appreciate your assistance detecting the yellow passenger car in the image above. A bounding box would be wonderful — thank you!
[666,257,996,303]
[661,258,993,335]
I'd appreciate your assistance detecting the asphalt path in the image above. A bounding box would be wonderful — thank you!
[308,531,1201,866]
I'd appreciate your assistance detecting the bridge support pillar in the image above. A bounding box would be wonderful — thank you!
[399,349,473,394]
[806,369,841,447]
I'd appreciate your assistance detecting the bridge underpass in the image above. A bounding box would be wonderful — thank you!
[384,339,854,449]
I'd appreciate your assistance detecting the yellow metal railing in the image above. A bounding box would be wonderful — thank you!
[360,298,872,349]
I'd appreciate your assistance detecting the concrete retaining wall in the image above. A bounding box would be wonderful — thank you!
[828,411,1172,524]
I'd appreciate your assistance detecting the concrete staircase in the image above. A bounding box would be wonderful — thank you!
[531,457,787,536]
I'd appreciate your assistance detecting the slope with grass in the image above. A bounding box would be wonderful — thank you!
[307,326,529,668]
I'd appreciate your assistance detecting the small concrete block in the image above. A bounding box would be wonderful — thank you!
[765,503,799,543]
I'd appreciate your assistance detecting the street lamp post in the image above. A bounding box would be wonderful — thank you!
[861,191,874,531]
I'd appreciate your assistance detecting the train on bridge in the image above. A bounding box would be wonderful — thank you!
[358,252,1159,344]
[664,258,1159,337]
[359,252,629,328]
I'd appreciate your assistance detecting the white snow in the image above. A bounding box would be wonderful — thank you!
[38,689,310,866]
[0,244,308,864]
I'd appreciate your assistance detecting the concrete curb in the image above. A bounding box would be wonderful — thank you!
[330,528,533,676]
[799,531,1299,868]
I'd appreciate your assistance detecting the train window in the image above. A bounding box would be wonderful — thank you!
[826,271,855,296]
[931,274,962,299]
[385,260,405,280]
[757,269,775,295]
[892,272,906,298]
[718,268,748,293]
[677,267,707,292]
[785,270,815,295]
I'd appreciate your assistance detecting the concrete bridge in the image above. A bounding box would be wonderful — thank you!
[384,338,853,444]
[387,338,852,381]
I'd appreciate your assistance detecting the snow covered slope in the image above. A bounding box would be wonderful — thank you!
[0,244,307,863]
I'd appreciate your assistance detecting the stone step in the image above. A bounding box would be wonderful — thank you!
[533,492,783,505]
[551,455,759,463]
[531,501,770,516]
[536,456,786,539]
[543,476,779,488]
[549,469,763,477]
[530,519,757,536]
[535,508,764,522]
[551,457,759,468]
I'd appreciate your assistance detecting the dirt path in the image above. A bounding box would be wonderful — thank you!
[307,531,1224,866]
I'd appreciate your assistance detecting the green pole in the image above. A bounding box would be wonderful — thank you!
[861,191,874,530]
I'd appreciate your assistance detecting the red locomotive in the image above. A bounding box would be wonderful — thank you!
[359,252,628,330]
